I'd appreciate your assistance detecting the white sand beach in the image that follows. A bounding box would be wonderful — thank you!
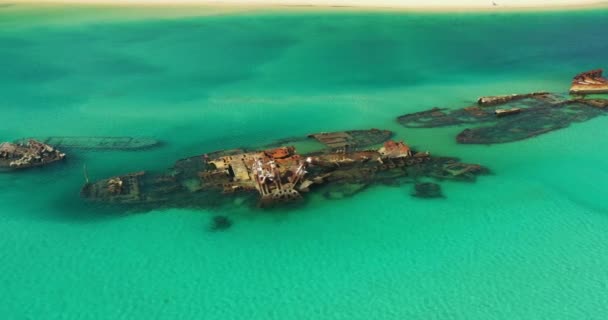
[17,0,608,10]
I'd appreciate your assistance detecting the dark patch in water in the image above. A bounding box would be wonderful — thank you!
[209,215,232,232]
[411,182,444,199]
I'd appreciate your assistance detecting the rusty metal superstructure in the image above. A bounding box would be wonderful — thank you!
[570,69,608,94]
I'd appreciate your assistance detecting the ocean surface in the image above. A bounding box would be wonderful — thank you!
[1,4,608,319]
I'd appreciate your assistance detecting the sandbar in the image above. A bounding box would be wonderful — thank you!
[10,0,608,12]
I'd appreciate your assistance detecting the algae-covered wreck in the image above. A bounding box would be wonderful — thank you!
[81,129,488,209]
[15,136,160,151]
[397,70,608,144]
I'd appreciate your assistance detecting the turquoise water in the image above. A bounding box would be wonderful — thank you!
[2,4,608,319]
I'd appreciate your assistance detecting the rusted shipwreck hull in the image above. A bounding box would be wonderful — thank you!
[570,69,608,95]
[0,140,65,170]
[81,134,487,209]
[398,91,608,144]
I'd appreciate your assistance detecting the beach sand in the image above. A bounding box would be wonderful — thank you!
[13,0,608,11]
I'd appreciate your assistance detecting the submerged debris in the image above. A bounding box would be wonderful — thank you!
[15,136,160,151]
[412,182,443,199]
[209,215,232,231]
[81,131,488,210]
[0,139,65,170]
[570,69,608,95]
[322,183,368,200]
[397,92,567,129]
[457,96,607,144]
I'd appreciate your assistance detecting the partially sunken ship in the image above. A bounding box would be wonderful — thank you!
[0,140,65,170]
[397,70,608,144]
[14,136,160,150]
[81,129,487,209]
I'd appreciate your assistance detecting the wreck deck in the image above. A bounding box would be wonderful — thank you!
[308,129,392,151]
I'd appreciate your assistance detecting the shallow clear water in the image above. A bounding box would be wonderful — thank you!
[1,4,608,319]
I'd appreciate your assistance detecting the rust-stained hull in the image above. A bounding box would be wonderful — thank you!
[570,69,608,94]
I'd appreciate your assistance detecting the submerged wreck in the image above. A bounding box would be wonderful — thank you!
[0,140,65,170]
[308,128,392,151]
[81,129,487,210]
[15,136,160,150]
[261,128,392,151]
[570,69,608,95]
[397,72,608,144]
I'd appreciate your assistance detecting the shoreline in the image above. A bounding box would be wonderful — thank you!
[8,1,608,13]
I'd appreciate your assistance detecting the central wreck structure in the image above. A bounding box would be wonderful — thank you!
[201,146,309,206]
[81,129,487,209]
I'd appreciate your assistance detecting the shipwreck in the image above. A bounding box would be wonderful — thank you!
[0,139,65,170]
[14,136,160,151]
[81,129,487,210]
[569,69,608,95]
[397,70,608,144]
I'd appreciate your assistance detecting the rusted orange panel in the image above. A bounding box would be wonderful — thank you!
[571,69,608,94]
[264,146,295,159]
[383,140,410,153]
